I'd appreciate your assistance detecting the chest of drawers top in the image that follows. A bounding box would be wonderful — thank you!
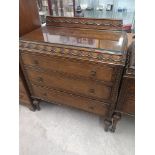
[20,16,128,66]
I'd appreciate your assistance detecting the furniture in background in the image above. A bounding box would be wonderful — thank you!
[19,0,41,110]
[19,16,128,132]
[113,40,135,131]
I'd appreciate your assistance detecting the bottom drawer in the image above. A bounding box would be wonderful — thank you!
[31,84,109,116]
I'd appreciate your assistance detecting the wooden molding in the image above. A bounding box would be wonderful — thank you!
[46,16,123,30]
[19,40,126,66]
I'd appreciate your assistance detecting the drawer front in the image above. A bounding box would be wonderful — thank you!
[21,52,114,82]
[26,68,111,101]
[31,84,109,116]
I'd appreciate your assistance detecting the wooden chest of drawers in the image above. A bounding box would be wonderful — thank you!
[20,16,128,131]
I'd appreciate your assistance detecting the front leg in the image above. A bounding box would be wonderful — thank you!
[28,105,36,111]
[104,119,112,132]
[110,112,121,132]
[32,99,40,111]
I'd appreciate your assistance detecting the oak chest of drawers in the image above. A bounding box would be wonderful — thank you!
[20,16,128,131]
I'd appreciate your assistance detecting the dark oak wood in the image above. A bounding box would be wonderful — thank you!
[19,16,128,131]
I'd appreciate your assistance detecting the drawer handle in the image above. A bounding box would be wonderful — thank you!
[89,89,95,93]
[43,93,47,96]
[37,77,43,82]
[90,70,96,77]
[33,60,39,65]
[89,106,94,110]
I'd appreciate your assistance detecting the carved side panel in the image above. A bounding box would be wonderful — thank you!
[19,66,35,111]
[116,76,135,116]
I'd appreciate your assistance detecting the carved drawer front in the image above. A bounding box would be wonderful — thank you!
[21,52,114,83]
[26,68,111,101]
[31,84,109,116]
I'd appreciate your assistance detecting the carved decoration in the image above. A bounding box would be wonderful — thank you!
[46,16,123,30]
[19,41,126,66]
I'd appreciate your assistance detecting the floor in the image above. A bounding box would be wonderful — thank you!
[19,102,135,155]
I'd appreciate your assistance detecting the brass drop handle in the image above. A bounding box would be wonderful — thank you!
[90,70,96,77]
[43,93,47,96]
[89,89,95,93]
[33,60,39,65]
[89,106,94,110]
[37,77,43,82]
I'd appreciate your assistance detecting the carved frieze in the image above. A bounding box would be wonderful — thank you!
[46,16,123,30]
[19,41,126,66]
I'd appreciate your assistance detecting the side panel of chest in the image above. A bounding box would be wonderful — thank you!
[117,76,135,115]
[19,76,31,105]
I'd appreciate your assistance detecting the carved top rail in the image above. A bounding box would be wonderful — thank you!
[46,16,123,31]
[19,40,126,66]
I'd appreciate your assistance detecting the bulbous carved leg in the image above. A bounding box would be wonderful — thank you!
[33,99,40,111]
[28,106,36,112]
[104,119,112,132]
[110,112,121,132]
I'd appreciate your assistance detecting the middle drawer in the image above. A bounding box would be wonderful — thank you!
[26,68,112,101]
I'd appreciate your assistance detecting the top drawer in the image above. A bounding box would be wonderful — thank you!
[21,52,114,83]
